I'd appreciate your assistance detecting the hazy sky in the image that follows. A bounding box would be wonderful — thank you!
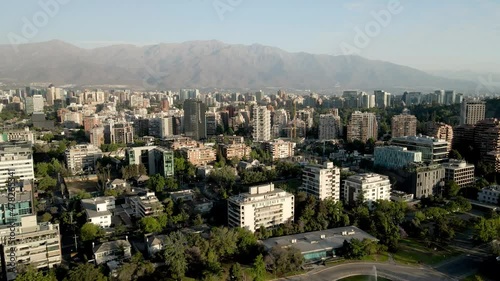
[2,0,499,72]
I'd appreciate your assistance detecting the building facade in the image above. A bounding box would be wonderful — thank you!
[221,143,252,160]
[65,144,103,174]
[390,135,449,164]
[374,146,422,170]
[262,139,296,161]
[0,142,35,190]
[460,100,485,125]
[409,164,445,198]
[442,160,475,188]
[319,114,342,140]
[391,109,417,138]
[126,146,175,178]
[301,162,341,201]
[425,122,453,151]
[183,99,207,141]
[227,183,294,232]
[347,111,378,142]
[477,186,500,205]
[252,106,271,142]
[343,173,391,209]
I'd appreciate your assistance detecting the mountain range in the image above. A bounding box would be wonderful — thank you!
[0,40,477,92]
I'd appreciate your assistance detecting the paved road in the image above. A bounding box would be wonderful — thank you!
[276,262,456,281]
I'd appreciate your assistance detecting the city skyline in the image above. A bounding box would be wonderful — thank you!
[1,0,500,73]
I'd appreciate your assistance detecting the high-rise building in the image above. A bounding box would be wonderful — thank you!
[374,146,422,170]
[319,114,342,140]
[183,99,207,141]
[252,106,271,141]
[126,146,175,178]
[227,183,294,232]
[160,117,174,138]
[346,111,378,142]
[460,100,485,125]
[444,90,456,105]
[25,94,45,115]
[343,173,391,209]
[435,90,445,105]
[205,112,219,136]
[391,109,417,138]
[301,162,341,201]
[374,90,390,108]
[0,215,62,280]
[89,127,105,148]
[65,144,103,174]
[113,123,134,144]
[391,135,449,164]
[442,160,475,188]
[0,142,34,190]
[46,84,56,106]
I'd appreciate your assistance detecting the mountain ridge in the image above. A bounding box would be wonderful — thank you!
[0,40,476,92]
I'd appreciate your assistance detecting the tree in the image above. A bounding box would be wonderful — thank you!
[139,217,162,233]
[228,262,244,281]
[63,264,107,281]
[163,231,188,280]
[41,212,52,222]
[147,174,166,193]
[35,162,50,177]
[115,253,154,281]
[340,238,366,259]
[165,176,179,191]
[445,180,460,198]
[16,266,57,281]
[252,254,266,281]
[38,176,57,191]
[449,149,463,160]
[80,223,104,242]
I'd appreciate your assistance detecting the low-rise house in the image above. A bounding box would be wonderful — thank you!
[93,239,132,265]
[82,196,116,228]
[478,185,500,205]
[108,178,129,190]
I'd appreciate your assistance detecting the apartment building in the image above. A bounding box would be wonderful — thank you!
[442,160,475,188]
[262,139,296,161]
[301,162,341,201]
[391,109,417,138]
[181,145,216,166]
[65,144,103,174]
[127,192,163,218]
[390,135,449,164]
[227,183,294,232]
[374,146,422,170]
[183,99,207,141]
[0,128,34,144]
[252,106,271,142]
[319,114,342,140]
[0,216,61,281]
[425,122,453,151]
[477,185,500,205]
[343,173,391,209]
[220,143,252,160]
[0,142,34,190]
[346,111,378,142]
[126,146,175,178]
[408,163,445,198]
[460,100,485,125]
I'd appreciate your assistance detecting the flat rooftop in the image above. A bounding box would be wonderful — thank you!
[261,226,377,254]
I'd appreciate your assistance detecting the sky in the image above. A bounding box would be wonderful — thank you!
[1,0,500,72]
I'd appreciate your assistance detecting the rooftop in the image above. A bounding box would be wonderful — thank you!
[262,226,378,254]
[85,208,112,218]
[93,239,131,254]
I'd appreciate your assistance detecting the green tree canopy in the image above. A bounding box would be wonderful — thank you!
[139,216,162,233]
[63,264,107,281]
[80,222,104,242]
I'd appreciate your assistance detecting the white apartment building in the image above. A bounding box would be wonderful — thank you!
[319,114,342,140]
[64,144,103,174]
[227,183,294,232]
[263,139,296,160]
[0,215,61,281]
[0,142,34,190]
[82,196,116,228]
[252,106,271,142]
[477,186,500,205]
[343,173,391,209]
[374,146,422,170]
[301,162,341,201]
[442,160,475,188]
[0,128,34,143]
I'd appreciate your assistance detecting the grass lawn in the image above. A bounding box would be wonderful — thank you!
[360,253,390,262]
[393,238,460,266]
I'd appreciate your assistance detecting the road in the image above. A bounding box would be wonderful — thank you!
[277,262,455,281]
